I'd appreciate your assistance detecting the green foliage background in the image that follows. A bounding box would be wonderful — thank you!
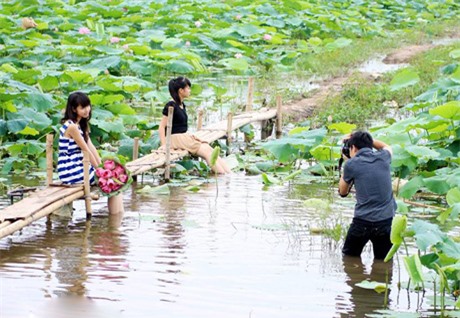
[1,0,459,173]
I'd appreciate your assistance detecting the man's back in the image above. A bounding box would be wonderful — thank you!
[343,148,396,222]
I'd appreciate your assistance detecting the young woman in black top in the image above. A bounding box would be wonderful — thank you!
[158,77,231,174]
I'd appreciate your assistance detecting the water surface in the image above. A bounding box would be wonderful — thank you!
[0,173,444,317]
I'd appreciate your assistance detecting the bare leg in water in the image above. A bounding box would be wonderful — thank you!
[195,143,231,174]
[108,194,125,215]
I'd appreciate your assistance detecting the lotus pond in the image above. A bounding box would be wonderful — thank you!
[0,173,459,318]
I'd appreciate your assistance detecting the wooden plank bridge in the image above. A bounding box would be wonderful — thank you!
[0,92,283,239]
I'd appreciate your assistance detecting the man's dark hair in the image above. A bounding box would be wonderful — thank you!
[348,130,373,150]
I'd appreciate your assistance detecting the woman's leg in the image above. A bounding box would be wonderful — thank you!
[216,157,231,174]
[108,194,125,215]
[196,143,230,174]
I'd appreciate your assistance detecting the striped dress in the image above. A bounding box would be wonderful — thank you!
[57,120,95,184]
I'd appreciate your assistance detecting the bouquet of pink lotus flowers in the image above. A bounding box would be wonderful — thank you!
[95,157,132,197]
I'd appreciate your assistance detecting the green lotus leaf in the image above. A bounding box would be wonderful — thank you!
[429,101,460,120]
[261,173,279,185]
[106,103,136,115]
[218,58,249,72]
[423,175,451,194]
[166,60,195,73]
[17,107,52,129]
[236,24,264,37]
[449,49,460,59]
[410,220,446,251]
[403,254,424,287]
[446,187,460,206]
[161,38,182,50]
[327,122,356,134]
[405,145,440,160]
[355,280,388,293]
[390,69,420,91]
[17,126,39,136]
[38,76,59,91]
[84,56,121,71]
[210,146,220,167]
[129,45,152,55]
[398,175,423,199]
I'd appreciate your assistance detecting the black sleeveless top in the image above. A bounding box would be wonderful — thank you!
[162,101,188,134]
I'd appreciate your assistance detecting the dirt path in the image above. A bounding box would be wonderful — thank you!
[282,39,457,121]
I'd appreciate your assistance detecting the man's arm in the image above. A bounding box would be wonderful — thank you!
[373,139,392,156]
[339,175,352,197]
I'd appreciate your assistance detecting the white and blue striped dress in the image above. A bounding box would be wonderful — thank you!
[57,120,95,184]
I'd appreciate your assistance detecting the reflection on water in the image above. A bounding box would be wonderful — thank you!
[0,174,427,317]
[336,256,393,317]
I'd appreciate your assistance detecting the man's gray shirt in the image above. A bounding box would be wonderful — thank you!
[343,148,396,222]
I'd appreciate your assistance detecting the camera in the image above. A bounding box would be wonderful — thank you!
[341,139,351,159]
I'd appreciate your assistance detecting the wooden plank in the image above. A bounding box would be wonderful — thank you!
[125,108,277,175]
[0,186,84,223]
[0,190,84,239]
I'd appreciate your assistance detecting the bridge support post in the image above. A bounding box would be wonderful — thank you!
[83,151,92,219]
[197,109,203,131]
[226,112,233,155]
[261,119,274,140]
[165,106,174,182]
[132,137,139,182]
[276,95,283,139]
[46,134,53,186]
[246,77,254,112]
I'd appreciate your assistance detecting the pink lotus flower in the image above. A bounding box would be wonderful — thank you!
[185,41,191,47]
[97,158,131,196]
[114,165,125,175]
[234,53,243,59]
[104,160,116,170]
[101,185,111,193]
[101,169,112,179]
[79,27,91,35]
[106,178,116,188]
[122,44,129,50]
[118,174,128,183]
[263,34,272,41]
[98,177,108,188]
[110,36,120,43]
[95,168,105,178]
[194,21,202,28]
[235,14,242,20]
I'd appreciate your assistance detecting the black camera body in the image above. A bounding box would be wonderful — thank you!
[342,139,351,159]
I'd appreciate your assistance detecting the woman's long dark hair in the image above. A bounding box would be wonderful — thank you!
[168,76,191,106]
[62,92,92,142]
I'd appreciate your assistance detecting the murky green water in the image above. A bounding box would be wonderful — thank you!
[0,174,451,318]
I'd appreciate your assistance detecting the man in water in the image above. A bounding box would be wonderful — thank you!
[338,131,396,259]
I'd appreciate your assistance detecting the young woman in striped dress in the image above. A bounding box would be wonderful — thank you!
[58,92,124,214]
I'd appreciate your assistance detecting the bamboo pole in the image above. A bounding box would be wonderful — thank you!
[46,134,53,186]
[132,137,139,182]
[83,151,92,219]
[164,106,174,182]
[275,95,283,139]
[0,190,84,239]
[403,199,446,211]
[0,220,12,230]
[197,109,203,131]
[226,112,233,155]
[246,77,254,112]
